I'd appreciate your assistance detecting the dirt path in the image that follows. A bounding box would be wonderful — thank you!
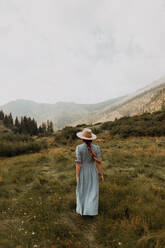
[61,211,103,248]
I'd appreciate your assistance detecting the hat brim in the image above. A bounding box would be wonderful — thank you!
[76,131,97,140]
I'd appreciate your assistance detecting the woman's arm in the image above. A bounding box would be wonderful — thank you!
[75,145,82,183]
[96,161,104,183]
[96,161,103,176]
[75,162,82,183]
[95,146,104,183]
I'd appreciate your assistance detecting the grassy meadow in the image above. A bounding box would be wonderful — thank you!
[0,132,165,248]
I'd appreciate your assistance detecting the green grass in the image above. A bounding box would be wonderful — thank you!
[0,135,165,247]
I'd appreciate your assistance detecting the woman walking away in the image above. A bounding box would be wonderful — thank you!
[75,128,104,216]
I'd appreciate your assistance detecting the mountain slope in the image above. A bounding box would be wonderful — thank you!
[71,77,165,125]
[95,79,165,123]
[0,95,126,130]
[141,86,165,113]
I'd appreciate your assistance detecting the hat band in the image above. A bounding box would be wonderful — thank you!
[82,132,92,138]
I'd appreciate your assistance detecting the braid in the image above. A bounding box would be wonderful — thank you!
[85,141,101,163]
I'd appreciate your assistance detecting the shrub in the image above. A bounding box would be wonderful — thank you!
[54,126,82,145]
[0,140,48,157]
[99,110,165,138]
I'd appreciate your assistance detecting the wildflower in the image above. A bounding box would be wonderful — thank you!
[118,242,122,246]
[32,232,35,235]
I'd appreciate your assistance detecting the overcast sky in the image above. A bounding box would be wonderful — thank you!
[0,0,165,105]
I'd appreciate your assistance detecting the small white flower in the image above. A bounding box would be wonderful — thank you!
[32,232,35,235]
[118,242,122,246]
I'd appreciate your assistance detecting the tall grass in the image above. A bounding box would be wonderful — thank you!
[0,135,165,247]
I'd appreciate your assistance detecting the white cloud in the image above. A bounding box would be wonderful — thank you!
[0,0,165,105]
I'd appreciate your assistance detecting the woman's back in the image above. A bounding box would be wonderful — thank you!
[76,143,101,165]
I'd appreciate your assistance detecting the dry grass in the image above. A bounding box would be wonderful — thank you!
[0,134,165,247]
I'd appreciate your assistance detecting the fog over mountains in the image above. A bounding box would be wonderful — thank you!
[1,76,165,130]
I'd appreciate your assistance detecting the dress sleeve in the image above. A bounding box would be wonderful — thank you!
[75,145,82,163]
[96,146,102,161]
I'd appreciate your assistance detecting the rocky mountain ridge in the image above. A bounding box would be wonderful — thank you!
[70,78,165,126]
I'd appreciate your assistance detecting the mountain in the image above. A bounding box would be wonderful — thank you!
[0,95,127,130]
[97,77,165,123]
[70,76,165,126]
[1,76,165,130]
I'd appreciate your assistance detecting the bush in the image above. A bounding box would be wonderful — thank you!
[54,126,82,145]
[0,133,32,142]
[99,110,165,138]
[0,140,48,157]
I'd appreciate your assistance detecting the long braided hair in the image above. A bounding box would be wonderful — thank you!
[83,139,101,163]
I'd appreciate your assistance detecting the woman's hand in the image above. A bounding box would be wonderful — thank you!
[100,175,104,184]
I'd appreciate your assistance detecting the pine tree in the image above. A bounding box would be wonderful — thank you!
[41,122,47,135]
[47,120,54,135]
[31,118,38,135]
[15,117,20,128]
[0,109,54,137]
[38,125,44,134]
[14,117,21,133]
[8,113,13,127]
[0,110,4,120]
[3,114,11,127]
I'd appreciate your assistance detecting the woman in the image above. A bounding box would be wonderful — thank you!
[75,128,104,216]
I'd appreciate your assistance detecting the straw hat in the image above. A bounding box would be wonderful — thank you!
[76,128,97,140]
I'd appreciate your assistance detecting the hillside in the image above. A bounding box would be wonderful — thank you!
[140,86,165,113]
[72,77,165,125]
[0,133,165,247]
[0,96,127,130]
[1,109,165,247]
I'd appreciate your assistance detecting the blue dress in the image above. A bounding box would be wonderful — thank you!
[75,143,102,216]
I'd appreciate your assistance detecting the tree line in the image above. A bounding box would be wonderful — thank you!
[0,110,54,136]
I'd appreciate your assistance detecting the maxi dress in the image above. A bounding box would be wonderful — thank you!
[75,143,102,216]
